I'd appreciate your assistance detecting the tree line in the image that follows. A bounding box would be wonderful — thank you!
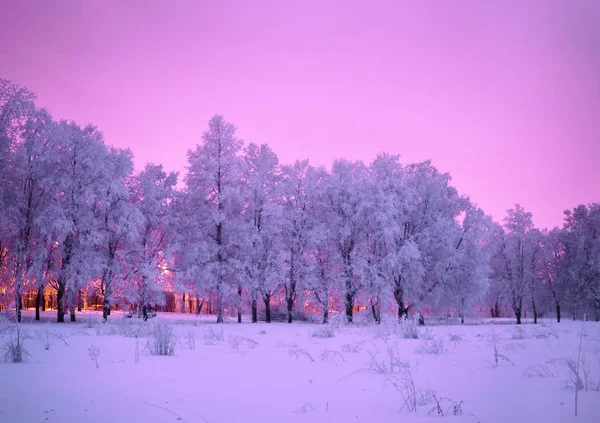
[1,79,598,324]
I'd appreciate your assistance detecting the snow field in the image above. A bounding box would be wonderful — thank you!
[1,311,599,423]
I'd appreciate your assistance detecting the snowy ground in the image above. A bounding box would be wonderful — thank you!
[1,311,599,423]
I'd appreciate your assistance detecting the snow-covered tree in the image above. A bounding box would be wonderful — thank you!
[126,164,177,320]
[50,121,111,322]
[0,79,36,311]
[280,160,320,323]
[561,204,600,320]
[240,143,282,323]
[325,159,370,323]
[489,205,540,324]
[446,204,492,323]
[3,108,56,322]
[538,228,566,322]
[97,147,140,320]
[185,115,244,323]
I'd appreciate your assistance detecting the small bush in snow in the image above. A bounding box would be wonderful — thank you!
[415,338,447,355]
[400,316,420,340]
[448,333,463,343]
[523,362,559,378]
[88,345,100,369]
[288,343,315,362]
[531,327,559,339]
[341,340,380,354]
[146,319,176,356]
[311,325,335,339]
[184,329,196,350]
[228,335,259,354]
[511,326,525,340]
[3,325,28,363]
[257,330,267,335]
[203,326,224,344]
[320,349,345,363]
[489,327,515,368]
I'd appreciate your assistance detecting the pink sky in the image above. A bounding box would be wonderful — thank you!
[1,0,598,229]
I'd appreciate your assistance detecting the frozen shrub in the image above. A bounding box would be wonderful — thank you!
[203,326,224,344]
[415,338,447,355]
[531,327,559,339]
[228,335,259,354]
[511,326,525,340]
[288,343,315,362]
[88,345,100,369]
[341,340,380,354]
[146,319,176,356]
[184,329,196,349]
[400,316,420,340]
[311,325,335,338]
[3,325,27,363]
[448,333,463,342]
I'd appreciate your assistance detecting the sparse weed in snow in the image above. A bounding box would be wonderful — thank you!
[319,349,345,363]
[341,339,379,354]
[293,403,315,413]
[88,345,100,369]
[228,335,259,354]
[3,325,28,363]
[415,338,447,355]
[311,325,335,339]
[448,333,463,343]
[531,326,559,340]
[523,362,559,378]
[146,319,176,356]
[184,329,196,350]
[489,327,515,368]
[511,326,525,340]
[36,324,69,350]
[203,326,225,344]
[288,343,315,362]
[400,316,420,340]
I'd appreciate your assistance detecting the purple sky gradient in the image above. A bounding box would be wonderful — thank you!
[1,0,598,229]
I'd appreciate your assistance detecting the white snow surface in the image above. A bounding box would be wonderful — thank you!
[1,311,599,423]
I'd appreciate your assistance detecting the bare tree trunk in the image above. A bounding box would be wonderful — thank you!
[196,299,204,315]
[77,289,83,312]
[371,296,381,324]
[237,283,242,323]
[70,300,76,322]
[35,288,43,321]
[418,313,425,326]
[14,291,22,323]
[251,297,258,323]
[515,307,522,325]
[264,295,271,323]
[286,296,294,324]
[345,291,354,324]
[394,283,409,321]
[181,293,186,313]
[532,297,538,324]
[216,282,224,323]
[57,283,65,323]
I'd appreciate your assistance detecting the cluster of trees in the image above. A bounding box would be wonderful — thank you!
[1,79,598,324]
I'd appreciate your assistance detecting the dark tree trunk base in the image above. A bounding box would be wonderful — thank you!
[251,299,257,323]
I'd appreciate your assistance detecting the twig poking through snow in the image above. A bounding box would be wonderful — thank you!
[320,349,345,363]
[293,403,315,413]
[288,344,315,362]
